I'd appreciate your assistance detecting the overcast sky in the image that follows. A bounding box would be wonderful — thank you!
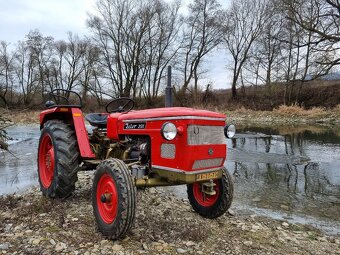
[0,0,230,89]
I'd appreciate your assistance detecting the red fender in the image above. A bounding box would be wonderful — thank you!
[40,107,95,159]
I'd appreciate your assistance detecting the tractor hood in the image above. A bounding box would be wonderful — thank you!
[116,107,226,121]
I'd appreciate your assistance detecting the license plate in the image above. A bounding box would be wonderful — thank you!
[196,171,219,181]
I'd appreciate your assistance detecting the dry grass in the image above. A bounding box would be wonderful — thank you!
[273,104,326,116]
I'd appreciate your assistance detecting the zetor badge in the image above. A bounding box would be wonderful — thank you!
[37,89,236,240]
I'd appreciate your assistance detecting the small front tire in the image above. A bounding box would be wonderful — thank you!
[92,159,136,240]
[187,168,234,219]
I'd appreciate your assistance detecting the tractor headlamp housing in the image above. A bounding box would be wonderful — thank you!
[161,122,177,140]
[224,124,236,138]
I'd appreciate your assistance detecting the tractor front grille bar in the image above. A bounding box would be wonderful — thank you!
[187,125,224,145]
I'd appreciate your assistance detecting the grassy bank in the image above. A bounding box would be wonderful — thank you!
[1,104,340,126]
[225,104,340,127]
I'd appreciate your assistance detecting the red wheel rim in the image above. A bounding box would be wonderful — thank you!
[38,134,55,188]
[97,174,118,224]
[192,180,220,207]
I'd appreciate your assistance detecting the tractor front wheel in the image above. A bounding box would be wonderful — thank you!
[187,168,234,219]
[38,120,79,198]
[92,159,136,240]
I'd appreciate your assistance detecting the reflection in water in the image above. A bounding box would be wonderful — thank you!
[0,126,40,194]
[227,126,340,232]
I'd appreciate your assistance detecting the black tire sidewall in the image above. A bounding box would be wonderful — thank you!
[37,120,79,198]
[92,159,136,239]
[187,168,233,218]
[187,178,224,215]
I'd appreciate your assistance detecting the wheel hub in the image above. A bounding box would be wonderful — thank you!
[201,180,217,196]
[100,193,112,203]
[96,174,118,224]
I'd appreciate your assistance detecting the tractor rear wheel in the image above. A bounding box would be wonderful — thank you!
[38,120,79,198]
[187,168,233,219]
[92,159,136,240]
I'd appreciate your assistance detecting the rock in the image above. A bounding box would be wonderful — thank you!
[176,248,187,254]
[149,187,157,194]
[112,244,123,251]
[227,209,235,216]
[71,218,79,222]
[50,239,56,246]
[317,237,327,242]
[32,239,41,245]
[14,224,23,232]
[100,240,109,246]
[280,205,289,211]
[4,224,13,232]
[185,241,196,247]
[243,241,253,246]
[155,245,163,251]
[251,224,261,231]
[142,243,148,250]
[252,197,261,202]
[282,222,289,228]
[0,243,9,250]
[55,242,67,252]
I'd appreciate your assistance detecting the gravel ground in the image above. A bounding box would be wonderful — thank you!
[1,171,339,255]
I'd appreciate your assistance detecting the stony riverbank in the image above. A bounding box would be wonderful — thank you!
[1,172,339,255]
[1,104,340,126]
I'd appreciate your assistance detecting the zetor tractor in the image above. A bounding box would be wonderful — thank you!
[37,89,236,240]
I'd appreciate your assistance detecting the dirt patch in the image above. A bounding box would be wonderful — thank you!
[0,172,339,254]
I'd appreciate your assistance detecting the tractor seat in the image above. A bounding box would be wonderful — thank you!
[85,113,108,128]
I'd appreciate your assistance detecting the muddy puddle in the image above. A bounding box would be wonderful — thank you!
[1,124,340,234]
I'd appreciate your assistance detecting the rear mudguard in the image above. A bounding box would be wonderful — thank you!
[40,107,95,159]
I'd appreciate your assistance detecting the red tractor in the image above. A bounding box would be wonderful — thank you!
[37,89,235,240]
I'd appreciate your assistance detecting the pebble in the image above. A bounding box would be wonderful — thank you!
[227,209,235,216]
[100,240,109,246]
[185,241,195,247]
[282,222,289,228]
[149,187,157,194]
[142,243,148,250]
[4,224,13,232]
[50,239,56,246]
[55,242,67,252]
[32,239,41,245]
[112,244,123,251]
[176,248,187,254]
[0,243,9,250]
[243,241,253,246]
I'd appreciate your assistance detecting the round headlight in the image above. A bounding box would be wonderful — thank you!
[224,124,236,138]
[161,122,177,140]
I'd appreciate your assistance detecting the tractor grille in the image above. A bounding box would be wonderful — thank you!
[161,143,176,159]
[192,158,224,170]
[187,125,224,145]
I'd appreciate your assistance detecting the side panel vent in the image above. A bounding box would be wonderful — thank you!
[192,158,224,170]
[161,143,176,159]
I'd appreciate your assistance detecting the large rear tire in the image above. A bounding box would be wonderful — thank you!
[92,159,136,240]
[187,168,234,219]
[37,120,79,198]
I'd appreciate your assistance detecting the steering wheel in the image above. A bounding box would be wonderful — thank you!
[105,97,135,113]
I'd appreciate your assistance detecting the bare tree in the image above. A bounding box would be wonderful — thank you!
[88,0,150,97]
[180,0,223,101]
[0,41,16,107]
[223,0,269,100]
